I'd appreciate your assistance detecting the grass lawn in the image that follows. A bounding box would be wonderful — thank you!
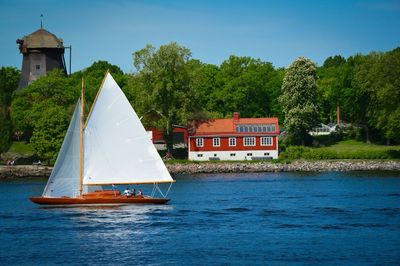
[317,140,400,152]
[283,140,400,159]
[8,141,35,156]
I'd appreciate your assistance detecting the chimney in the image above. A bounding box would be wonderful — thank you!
[233,112,239,121]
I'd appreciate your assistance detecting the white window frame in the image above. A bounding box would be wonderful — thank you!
[261,137,273,146]
[243,137,256,146]
[229,137,236,147]
[213,137,220,147]
[196,138,204,147]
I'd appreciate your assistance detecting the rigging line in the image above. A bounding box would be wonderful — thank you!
[151,183,156,198]
[155,183,166,198]
[165,182,173,197]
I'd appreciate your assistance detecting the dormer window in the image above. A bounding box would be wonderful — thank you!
[236,124,276,133]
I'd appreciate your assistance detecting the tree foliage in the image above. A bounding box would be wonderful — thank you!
[70,60,127,107]
[353,49,400,143]
[317,57,352,123]
[130,42,198,151]
[318,48,400,143]
[279,57,319,144]
[30,105,70,164]
[0,67,20,152]
[11,69,77,137]
[4,44,400,164]
[207,56,282,118]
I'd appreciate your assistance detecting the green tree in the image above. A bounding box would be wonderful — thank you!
[11,69,77,139]
[279,57,319,144]
[267,68,285,122]
[11,69,77,163]
[376,48,400,143]
[0,67,20,152]
[70,60,127,106]
[30,105,70,164]
[186,60,219,113]
[207,55,282,118]
[323,55,346,68]
[131,42,198,151]
[353,48,400,143]
[351,53,381,143]
[317,56,353,124]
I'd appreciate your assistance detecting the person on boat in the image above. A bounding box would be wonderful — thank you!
[123,187,131,197]
[131,188,136,197]
[138,189,143,197]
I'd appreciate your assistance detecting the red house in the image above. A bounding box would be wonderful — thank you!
[188,112,279,161]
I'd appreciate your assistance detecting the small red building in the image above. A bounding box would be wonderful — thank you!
[189,112,279,160]
[147,125,188,146]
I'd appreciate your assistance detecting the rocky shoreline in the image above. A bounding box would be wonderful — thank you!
[167,160,400,174]
[0,165,52,179]
[1,160,399,179]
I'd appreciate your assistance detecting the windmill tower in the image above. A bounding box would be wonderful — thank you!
[16,22,67,89]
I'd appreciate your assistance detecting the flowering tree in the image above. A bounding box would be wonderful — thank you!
[279,57,319,144]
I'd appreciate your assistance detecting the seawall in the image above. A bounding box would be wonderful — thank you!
[1,160,399,179]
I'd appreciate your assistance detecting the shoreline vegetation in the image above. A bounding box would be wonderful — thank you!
[1,160,399,179]
[2,47,400,166]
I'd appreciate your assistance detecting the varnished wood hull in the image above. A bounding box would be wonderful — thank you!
[30,190,170,206]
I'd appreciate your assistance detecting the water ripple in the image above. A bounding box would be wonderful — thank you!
[1,172,400,265]
[224,207,251,212]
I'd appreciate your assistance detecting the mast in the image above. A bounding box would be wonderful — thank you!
[79,78,84,195]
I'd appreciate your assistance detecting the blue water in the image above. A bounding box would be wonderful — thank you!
[0,172,400,265]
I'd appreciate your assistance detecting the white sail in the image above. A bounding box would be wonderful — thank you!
[43,101,81,197]
[83,73,173,185]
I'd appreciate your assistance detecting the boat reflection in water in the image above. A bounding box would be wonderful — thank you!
[41,204,175,240]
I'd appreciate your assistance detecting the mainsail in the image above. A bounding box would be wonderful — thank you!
[43,101,82,197]
[83,73,173,185]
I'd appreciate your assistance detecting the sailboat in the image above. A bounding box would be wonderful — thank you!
[30,72,174,205]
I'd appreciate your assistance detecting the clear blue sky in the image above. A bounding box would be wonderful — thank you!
[1,0,399,73]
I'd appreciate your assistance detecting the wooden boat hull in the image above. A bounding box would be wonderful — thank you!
[30,190,170,206]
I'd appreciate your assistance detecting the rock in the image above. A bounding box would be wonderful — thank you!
[0,165,52,179]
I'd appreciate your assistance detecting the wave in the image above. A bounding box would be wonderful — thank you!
[224,207,251,212]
